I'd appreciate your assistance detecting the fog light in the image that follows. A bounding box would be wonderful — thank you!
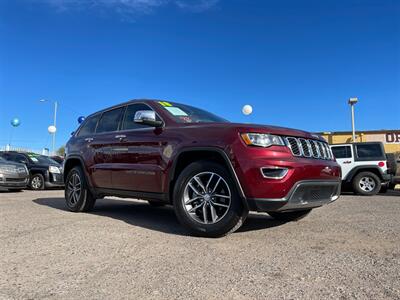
[260,167,289,179]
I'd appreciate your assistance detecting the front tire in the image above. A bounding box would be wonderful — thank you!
[173,160,248,237]
[30,173,45,190]
[65,166,96,212]
[352,171,381,196]
[268,209,312,222]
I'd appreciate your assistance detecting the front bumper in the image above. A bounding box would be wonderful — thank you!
[0,175,29,189]
[44,172,64,188]
[247,180,341,212]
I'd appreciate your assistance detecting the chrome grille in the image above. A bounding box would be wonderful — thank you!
[324,143,332,160]
[286,137,301,156]
[285,137,333,160]
[299,138,311,157]
[310,140,320,158]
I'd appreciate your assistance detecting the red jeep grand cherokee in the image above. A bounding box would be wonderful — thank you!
[64,99,341,237]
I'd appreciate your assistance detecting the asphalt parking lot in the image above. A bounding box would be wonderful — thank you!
[1,190,399,299]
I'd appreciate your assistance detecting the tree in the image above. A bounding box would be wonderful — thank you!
[56,145,65,156]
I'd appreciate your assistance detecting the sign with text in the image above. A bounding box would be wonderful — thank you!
[366,132,400,144]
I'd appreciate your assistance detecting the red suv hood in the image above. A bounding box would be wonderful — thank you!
[230,123,324,140]
[181,122,325,141]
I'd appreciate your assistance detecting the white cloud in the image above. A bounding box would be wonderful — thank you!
[39,0,219,15]
[175,0,219,12]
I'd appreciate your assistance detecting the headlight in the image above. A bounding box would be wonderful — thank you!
[0,165,16,174]
[49,166,61,174]
[241,133,285,148]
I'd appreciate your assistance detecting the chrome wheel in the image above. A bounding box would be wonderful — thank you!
[359,176,376,192]
[31,176,42,189]
[67,173,82,206]
[183,172,231,224]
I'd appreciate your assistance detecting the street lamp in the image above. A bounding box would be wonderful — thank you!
[39,99,58,155]
[348,97,358,142]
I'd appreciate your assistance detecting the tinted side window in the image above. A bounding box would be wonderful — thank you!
[356,144,384,159]
[122,103,158,130]
[6,153,19,162]
[331,146,352,159]
[14,154,28,163]
[78,114,101,137]
[0,153,9,160]
[96,107,125,133]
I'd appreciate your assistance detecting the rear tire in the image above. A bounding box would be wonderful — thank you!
[173,160,248,237]
[65,166,96,212]
[386,153,398,176]
[268,209,312,222]
[352,171,381,196]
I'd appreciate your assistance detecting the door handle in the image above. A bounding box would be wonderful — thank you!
[84,137,94,143]
[343,161,352,164]
[115,134,127,141]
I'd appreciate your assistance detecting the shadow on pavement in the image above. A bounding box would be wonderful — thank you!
[341,190,400,197]
[33,197,285,236]
[0,189,24,193]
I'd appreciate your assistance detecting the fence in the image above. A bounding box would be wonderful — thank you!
[0,145,48,155]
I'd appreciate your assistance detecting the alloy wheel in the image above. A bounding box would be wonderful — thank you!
[67,173,82,206]
[31,176,42,189]
[182,172,231,224]
[359,176,376,192]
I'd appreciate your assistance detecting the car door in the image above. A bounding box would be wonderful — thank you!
[330,145,354,179]
[110,103,168,193]
[88,106,126,189]
[353,143,388,173]
[72,113,105,188]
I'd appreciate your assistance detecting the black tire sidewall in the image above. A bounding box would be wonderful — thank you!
[353,171,381,196]
[64,166,92,212]
[173,160,246,237]
[30,173,44,190]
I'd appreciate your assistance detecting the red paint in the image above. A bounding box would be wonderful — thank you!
[65,99,341,204]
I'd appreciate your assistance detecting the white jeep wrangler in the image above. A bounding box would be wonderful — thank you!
[329,142,393,196]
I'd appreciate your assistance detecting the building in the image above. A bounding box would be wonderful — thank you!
[319,130,400,153]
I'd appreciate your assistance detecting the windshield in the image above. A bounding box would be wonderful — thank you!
[157,101,229,123]
[27,153,59,165]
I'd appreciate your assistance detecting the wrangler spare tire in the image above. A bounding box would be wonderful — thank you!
[386,153,398,176]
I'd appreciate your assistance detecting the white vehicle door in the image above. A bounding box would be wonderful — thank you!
[330,145,354,179]
[353,143,388,174]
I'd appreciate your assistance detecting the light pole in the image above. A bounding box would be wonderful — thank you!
[348,97,358,142]
[39,99,58,155]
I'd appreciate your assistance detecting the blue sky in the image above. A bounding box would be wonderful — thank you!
[0,0,399,151]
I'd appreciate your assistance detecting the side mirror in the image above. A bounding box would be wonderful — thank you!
[134,110,163,127]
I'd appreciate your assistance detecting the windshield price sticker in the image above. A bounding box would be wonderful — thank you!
[165,106,188,116]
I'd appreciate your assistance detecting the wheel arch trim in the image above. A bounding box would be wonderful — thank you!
[345,165,385,182]
[63,155,96,193]
[168,147,247,204]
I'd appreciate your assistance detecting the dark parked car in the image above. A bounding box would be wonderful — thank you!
[63,99,341,237]
[50,155,64,164]
[0,157,29,191]
[0,152,64,190]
